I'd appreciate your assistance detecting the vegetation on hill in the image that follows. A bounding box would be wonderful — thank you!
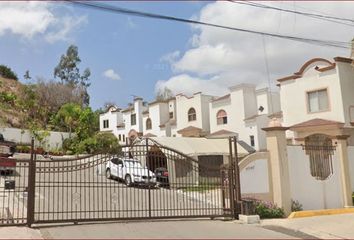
[0,65,18,80]
[0,45,120,155]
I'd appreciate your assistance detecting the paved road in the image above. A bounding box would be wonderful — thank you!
[38,220,295,239]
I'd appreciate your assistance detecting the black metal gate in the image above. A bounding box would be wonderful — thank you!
[0,138,240,226]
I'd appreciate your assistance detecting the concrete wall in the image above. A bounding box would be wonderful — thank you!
[347,146,354,192]
[0,127,70,150]
[287,145,343,210]
[240,159,269,194]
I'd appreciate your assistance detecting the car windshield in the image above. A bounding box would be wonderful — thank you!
[124,160,143,168]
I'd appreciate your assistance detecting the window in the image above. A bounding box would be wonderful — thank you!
[131,114,136,125]
[169,112,174,119]
[146,118,152,130]
[118,134,121,141]
[216,110,227,125]
[188,108,196,122]
[250,135,255,147]
[111,158,119,164]
[123,135,126,142]
[307,89,329,113]
[103,120,109,128]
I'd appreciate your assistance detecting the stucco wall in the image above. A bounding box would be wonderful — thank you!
[280,64,345,129]
[240,159,269,194]
[287,145,343,210]
[337,62,354,127]
[347,146,354,191]
[175,93,213,133]
[0,127,70,149]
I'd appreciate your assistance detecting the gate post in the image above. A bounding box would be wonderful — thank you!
[228,136,242,219]
[145,138,152,218]
[27,138,36,227]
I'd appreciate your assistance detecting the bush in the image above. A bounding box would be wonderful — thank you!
[291,199,303,212]
[16,145,31,153]
[254,201,285,219]
[0,65,18,80]
[62,132,121,155]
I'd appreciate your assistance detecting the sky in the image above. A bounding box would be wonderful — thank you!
[1,1,354,110]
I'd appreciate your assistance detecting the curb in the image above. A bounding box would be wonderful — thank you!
[288,208,354,218]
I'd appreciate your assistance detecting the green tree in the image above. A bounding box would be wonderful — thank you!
[54,45,91,88]
[0,65,18,80]
[51,103,82,136]
[54,45,91,105]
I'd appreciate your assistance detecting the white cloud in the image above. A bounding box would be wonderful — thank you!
[45,15,87,43]
[0,1,87,43]
[103,69,121,81]
[160,50,180,64]
[156,1,354,95]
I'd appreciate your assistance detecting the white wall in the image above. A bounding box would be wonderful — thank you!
[240,159,269,194]
[347,146,354,192]
[175,93,213,134]
[280,64,345,129]
[337,62,354,127]
[287,145,343,210]
[0,127,70,150]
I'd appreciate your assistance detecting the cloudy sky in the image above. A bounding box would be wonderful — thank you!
[1,1,354,109]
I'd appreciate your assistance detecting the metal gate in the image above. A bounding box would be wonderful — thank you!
[0,138,240,226]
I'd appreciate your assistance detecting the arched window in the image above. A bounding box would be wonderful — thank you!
[217,110,227,125]
[146,118,152,130]
[188,108,196,122]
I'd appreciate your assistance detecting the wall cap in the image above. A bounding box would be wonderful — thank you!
[262,126,290,132]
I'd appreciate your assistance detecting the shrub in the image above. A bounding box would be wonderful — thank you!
[62,132,121,155]
[254,201,285,219]
[291,199,303,212]
[0,65,18,80]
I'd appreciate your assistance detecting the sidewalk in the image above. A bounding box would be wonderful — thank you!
[261,213,354,239]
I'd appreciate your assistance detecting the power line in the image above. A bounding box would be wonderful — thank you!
[69,1,350,50]
[229,0,354,28]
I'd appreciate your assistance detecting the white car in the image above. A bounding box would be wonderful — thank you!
[106,157,156,187]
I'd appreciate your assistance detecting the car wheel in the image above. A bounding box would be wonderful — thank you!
[106,169,112,179]
[125,174,132,187]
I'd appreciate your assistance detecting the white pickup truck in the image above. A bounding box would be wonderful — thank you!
[106,157,156,187]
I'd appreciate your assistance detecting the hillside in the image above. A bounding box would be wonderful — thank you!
[0,77,27,128]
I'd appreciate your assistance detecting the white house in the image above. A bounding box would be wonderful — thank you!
[99,105,123,138]
[174,92,215,137]
[277,56,354,144]
[142,98,176,137]
[209,84,280,151]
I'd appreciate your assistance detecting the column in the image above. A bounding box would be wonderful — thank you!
[262,125,292,215]
[336,135,353,207]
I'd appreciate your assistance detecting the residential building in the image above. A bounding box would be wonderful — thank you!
[99,105,123,138]
[142,98,176,137]
[277,55,354,144]
[209,84,280,151]
[174,92,215,137]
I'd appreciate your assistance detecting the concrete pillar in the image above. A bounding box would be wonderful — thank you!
[336,135,353,207]
[262,124,292,215]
